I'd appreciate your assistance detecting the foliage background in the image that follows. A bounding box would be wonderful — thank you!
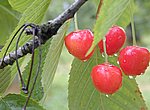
[0,0,150,110]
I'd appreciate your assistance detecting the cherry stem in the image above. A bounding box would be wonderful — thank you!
[96,0,103,19]
[103,38,108,63]
[130,0,136,45]
[96,0,108,62]
[74,12,78,30]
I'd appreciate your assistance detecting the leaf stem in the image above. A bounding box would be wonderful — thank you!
[96,0,108,62]
[97,0,107,63]
[130,0,136,45]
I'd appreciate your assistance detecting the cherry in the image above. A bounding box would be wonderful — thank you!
[91,63,122,94]
[65,29,94,61]
[118,46,149,76]
[98,26,126,55]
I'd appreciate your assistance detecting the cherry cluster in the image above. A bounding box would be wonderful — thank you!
[64,26,150,94]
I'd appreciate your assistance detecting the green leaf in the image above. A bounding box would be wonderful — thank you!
[116,8,131,28]
[68,48,147,110]
[0,0,51,94]
[0,0,20,45]
[0,66,11,94]
[0,94,45,110]
[0,2,14,89]
[40,22,70,103]
[0,96,11,110]
[87,0,130,55]
[8,0,35,13]
[21,39,52,101]
[116,0,135,28]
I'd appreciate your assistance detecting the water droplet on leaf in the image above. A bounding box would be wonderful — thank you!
[117,61,119,64]
[114,54,118,56]
[102,53,105,57]
[129,76,134,79]
[82,59,87,62]
[106,94,109,97]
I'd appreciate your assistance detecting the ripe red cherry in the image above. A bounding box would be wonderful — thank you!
[91,63,122,94]
[98,26,126,55]
[118,46,149,76]
[65,29,94,61]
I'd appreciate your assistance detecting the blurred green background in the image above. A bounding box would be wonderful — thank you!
[6,0,150,110]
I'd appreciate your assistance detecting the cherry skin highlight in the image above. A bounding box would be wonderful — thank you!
[65,29,94,61]
[118,46,149,76]
[91,63,122,94]
[98,26,126,55]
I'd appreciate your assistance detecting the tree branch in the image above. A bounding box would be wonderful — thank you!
[0,0,88,69]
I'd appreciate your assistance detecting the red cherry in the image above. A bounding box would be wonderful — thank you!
[98,26,126,55]
[65,29,94,61]
[91,63,122,94]
[118,46,149,76]
[149,52,150,61]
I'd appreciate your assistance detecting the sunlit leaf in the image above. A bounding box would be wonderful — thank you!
[0,0,20,45]
[116,0,135,28]
[87,0,130,55]
[40,22,70,103]
[8,0,35,13]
